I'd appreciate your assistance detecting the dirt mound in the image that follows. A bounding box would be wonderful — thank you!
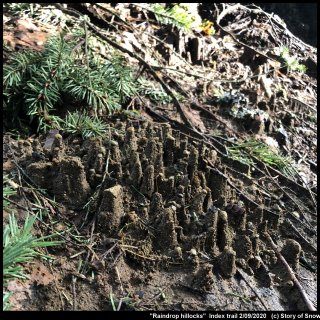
[6,116,316,311]
[3,3,317,312]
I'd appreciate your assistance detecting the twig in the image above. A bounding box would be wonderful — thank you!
[111,251,123,267]
[264,165,314,227]
[225,291,251,303]
[54,4,193,127]
[3,197,31,212]
[282,219,317,254]
[94,3,134,31]
[141,31,194,68]
[249,152,316,207]
[251,5,283,47]
[72,275,77,311]
[135,288,166,308]
[236,269,268,310]
[4,180,85,248]
[85,243,100,262]
[123,248,158,261]
[145,105,228,155]
[215,4,277,63]
[224,166,274,199]
[61,291,72,306]
[286,165,317,215]
[115,266,124,296]
[264,232,316,311]
[206,159,279,217]
[249,4,316,52]
[7,143,54,200]
[102,242,119,259]
[81,220,97,274]
[89,23,192,127]
[191,101,241,137]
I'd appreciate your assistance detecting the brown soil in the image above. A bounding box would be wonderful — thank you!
[3,3,317,311]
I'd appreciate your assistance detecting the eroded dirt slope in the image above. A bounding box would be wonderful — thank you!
[4,115,317,311]
[3,3,317,311]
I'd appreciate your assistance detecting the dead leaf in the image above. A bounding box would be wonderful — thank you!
[30,261,56,286]
[44,129,59,151]
[7,279,32,311]
[3,210,9,220]
[259,75,273,98]
[183,106,207,133]
[3,159,15,171]
[123,31,142,51]
[16,18,40,32]
[7,179,20,189]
